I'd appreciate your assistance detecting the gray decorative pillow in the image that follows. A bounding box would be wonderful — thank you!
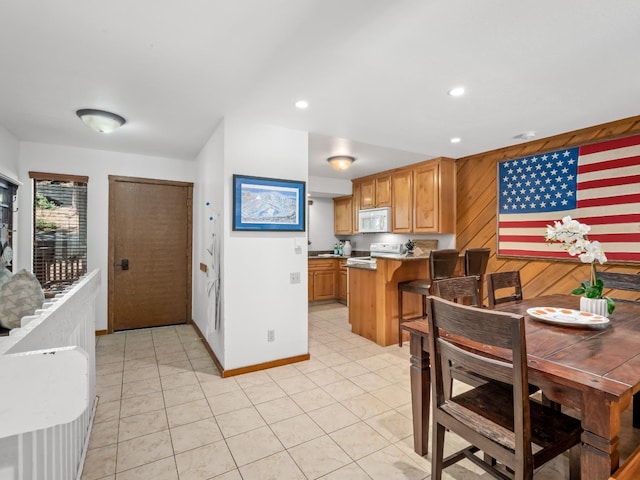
[0,267,12,288]
[0,269,45,329]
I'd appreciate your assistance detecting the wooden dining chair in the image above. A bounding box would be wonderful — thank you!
[464,248,490,305]
[596,271,640,428]
[597,271,640,302]
[609,445,640,480]
[397,248,459,346]
[486,270,523,308]
[426,296,582,480]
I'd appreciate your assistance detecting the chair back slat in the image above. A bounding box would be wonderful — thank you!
[432,276,481,307]
[597,272,640,292]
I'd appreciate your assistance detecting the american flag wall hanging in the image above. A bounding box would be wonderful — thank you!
[497,133,640,263]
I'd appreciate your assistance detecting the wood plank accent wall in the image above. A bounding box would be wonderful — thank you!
[456,115,640,303]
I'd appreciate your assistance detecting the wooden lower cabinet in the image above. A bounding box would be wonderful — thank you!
[338,260,347,304]
[309,258,337,303]
[347,267,377,342]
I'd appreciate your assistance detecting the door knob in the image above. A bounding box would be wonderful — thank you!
[121,259,129,270]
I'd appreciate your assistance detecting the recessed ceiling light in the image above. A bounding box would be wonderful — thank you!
[514,131,536,140]
[295,100,308,109]
[450,137,461,144]
[448,87,465,97]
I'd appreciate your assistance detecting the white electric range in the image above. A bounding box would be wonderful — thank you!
[345,243,405,270]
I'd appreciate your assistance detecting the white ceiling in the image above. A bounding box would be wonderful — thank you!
[1,1,639,181]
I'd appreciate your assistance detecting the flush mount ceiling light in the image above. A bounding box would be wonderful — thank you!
[448,86,465,97]
[450,137,461,144]
[327,155,355,170]
[76,109,126,133]
[295,100,309,109]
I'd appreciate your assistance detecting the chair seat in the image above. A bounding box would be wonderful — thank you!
[398,279,431,295]
[444,382,582,468]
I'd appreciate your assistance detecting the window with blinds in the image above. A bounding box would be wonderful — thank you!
[30,172,88,292]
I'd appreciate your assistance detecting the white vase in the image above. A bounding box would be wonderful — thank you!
[580,297,608,317]
[343,240,352,256]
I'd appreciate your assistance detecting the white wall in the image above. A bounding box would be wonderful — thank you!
[0,125,19,181]
[308,196,340,251]
[17,142,194,331]
[192,120,225,361]
[192,117,309,371]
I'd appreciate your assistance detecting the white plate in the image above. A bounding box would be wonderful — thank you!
[526,307,610,329]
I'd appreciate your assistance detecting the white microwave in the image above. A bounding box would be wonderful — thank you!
[358,207,391,233]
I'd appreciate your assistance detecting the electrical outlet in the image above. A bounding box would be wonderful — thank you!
[267,329,275,342]
[290,272,300,284]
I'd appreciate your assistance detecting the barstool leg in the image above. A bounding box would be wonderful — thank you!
[398,289,404,347]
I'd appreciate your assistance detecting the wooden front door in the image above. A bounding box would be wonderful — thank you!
[108,176,193,332]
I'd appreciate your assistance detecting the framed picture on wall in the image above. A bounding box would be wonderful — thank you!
[232,174,306,231]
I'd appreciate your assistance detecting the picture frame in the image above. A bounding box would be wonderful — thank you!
[232,174,306,231]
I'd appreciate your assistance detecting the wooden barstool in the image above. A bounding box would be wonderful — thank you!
[397,248,459,346]
[464,248,490,306]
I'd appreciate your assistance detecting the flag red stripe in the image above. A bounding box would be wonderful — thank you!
[579,134,640,155]
[579,213,640,225]
[498,249,640,262]
[578,155,640,174]
[498,249,571,258]
[499,213,640,228]
[578,173,640,190]
[499,220,554,228]
[577,193,640,208]
[588,233,640,242]
[499,233,640,243]
[497,235,546,243]
[604,252,640,261]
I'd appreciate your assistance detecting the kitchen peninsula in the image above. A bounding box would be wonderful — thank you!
[348,253,436,347]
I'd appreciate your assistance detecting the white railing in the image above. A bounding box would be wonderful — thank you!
[0,269,100,480]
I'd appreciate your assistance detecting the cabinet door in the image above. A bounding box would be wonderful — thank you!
[359,179,375,209]
[333,196,353,234]
[392,170,412,233]
[313,271,336,300]
[308,272,314,301]
[413,163,438,232]
[352,183,360,233]
[375,175,392,207]
[338,271,347,302]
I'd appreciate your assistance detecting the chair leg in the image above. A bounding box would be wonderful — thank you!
[633,392,640,428]
[432,422,446,480]
[421,294,427,318]
[569,444,581,480]
[398,289,404,347]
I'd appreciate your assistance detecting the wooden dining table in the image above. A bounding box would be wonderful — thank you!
[401,294,640,480]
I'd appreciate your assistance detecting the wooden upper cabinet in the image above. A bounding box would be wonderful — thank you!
[333,195,353,234]
[392,169,413,233]
[357,174,391,209]
[374,175,392,207]
[413,158,456,233]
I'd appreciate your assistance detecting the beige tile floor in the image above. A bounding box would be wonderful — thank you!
[82,302,639,479]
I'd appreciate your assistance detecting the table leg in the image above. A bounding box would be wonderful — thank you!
[579,394,625,479]
[409,332,430,456]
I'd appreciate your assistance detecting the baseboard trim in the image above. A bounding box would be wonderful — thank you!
[95,330,107,336]
[188,319,310,378]
[221,353,311,378]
